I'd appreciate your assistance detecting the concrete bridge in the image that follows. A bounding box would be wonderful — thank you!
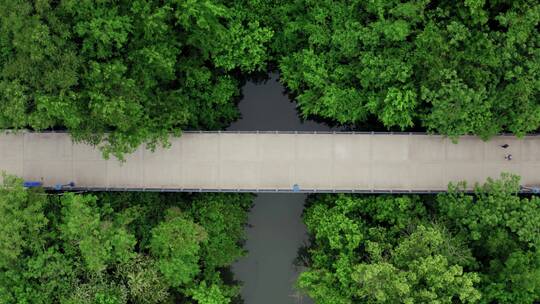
[0,131,539,193]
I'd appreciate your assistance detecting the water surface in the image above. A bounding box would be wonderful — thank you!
[233,194,312,304]
[229,73,337,304]
[228,73,339,132]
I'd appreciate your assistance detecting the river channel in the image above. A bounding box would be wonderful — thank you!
[228,73,338,304]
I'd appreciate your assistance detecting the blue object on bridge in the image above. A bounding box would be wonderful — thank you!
[23,181,43,188]
[520,185,540,194]
[54,182,76,190]
[292,184,300,192]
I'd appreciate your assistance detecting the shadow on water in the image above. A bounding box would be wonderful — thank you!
[228,72,428,133]
[231,194,313,304]
[227,72,427,303]
[228,73,342,132]
[229,73,337,304]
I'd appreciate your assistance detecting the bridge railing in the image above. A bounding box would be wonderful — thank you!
[43,185,471,194]
[46,186,540,194]
[182,130,536,136]
[5,129,540,136]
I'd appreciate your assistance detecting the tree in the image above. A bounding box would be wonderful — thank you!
[262,0,540,137]
[189,281,232,304]
[0,175,77,303]
[0,175,252,303]
[150,208,208,287]
[298,175,540,303]
[438,174,540,304]
[188,193,252,270]
[0,0,272,159]
[115,255,169,304]
[60,193,137,273]
[298,194,480,303]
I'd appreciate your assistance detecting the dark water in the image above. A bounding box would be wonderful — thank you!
[229,73,336,304]
[228,73,340,132]
[232,194,312,304]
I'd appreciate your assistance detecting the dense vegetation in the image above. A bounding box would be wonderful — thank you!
[261,0,540,137]
[0,0,271,158]
[298,174,540,304]
[2,3,539,304]
[2,1,539,158]
[0,175,253,304]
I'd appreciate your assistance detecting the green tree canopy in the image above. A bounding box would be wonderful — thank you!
[258,0,540,137]
[0,175,253,303]
[0,0,272,158]
[150,208,208,287]
[438,174,540,303]
[298,174,540,303]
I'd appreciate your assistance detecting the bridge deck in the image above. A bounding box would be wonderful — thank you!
[0,132,538,192]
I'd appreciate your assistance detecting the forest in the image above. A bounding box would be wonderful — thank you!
[0,175,253,304]
[299,174,540,304]
[0,0,539,303]
[0,0,538,157]
[2,175,539,303]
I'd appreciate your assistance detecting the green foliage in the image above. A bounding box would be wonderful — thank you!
[0,174,48,268]
[60,193,137,273]
[0,175,253,304]
[2,0,537,150]
[438,174,540,303]
[116,255,169,304]
[299,175,540,303]
[1,0,538,153]
[63,281,128,304]
[150,209,208,287]
[189,281,232,304]
[0,0,272,159]
[262,0,540,136]
[189,193,252,270]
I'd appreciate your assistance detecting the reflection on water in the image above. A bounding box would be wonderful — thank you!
[232,194,312,304]
[229,73,336,304]
[228,73,339,132]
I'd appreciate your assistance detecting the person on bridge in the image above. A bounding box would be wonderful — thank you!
[505,154,512,161]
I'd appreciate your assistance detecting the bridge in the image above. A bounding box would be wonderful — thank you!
[0,131,538,193]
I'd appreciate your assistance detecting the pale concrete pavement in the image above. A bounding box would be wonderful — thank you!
[0,132,538,192]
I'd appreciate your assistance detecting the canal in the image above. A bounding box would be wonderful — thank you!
[228,73,337,304]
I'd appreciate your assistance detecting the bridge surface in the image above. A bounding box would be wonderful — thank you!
[0,131,539,193]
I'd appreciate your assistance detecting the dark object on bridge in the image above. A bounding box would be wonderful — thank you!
[500,144,509,148]
[23,181,43,188]
[292,184,300,192]
[521,186,540,194]
[54,182,76,191]
[504,154,512,161]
